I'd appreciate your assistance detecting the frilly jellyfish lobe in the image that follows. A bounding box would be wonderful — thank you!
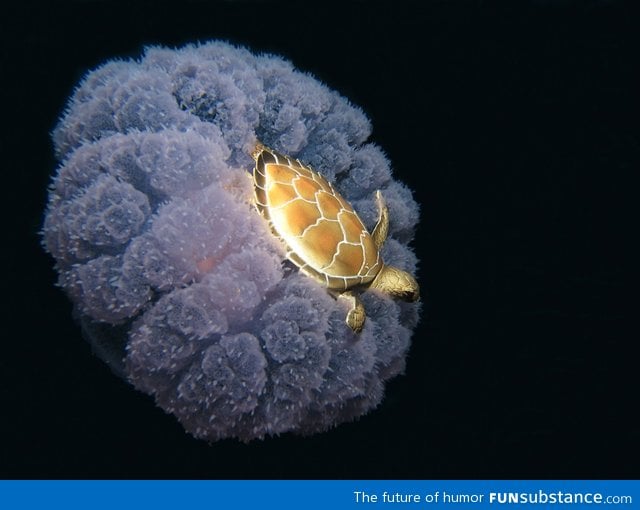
[42,41,421,442]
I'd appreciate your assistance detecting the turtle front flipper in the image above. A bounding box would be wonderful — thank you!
[339,291,366,333]
[371,190,389,249]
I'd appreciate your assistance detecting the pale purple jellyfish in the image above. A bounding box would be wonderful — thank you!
[42,41,420,441]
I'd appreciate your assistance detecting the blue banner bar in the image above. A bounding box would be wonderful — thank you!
[1,480,637,509]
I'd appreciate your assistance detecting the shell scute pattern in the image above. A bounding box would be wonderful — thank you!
[254,148,382,290]
[292,176,319,202]
[316,191,342,220]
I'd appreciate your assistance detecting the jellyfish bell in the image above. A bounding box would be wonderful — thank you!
[42,41,421,442]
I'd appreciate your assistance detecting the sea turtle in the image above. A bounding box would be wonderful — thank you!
[251,143,419,333]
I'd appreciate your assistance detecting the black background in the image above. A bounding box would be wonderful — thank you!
[2,0,638,478]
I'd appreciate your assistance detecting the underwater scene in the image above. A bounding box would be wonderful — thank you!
[42,42,421,442]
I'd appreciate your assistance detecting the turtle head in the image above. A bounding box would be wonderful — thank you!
[370,265,420,302]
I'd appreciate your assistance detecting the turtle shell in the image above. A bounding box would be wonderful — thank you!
[253,147,382,291]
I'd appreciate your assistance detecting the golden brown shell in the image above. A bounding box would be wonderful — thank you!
[253,147,382,290]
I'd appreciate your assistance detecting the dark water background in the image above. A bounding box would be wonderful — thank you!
[2,0,637,478]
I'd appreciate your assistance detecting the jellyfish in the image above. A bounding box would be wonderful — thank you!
[42,41,421,442]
